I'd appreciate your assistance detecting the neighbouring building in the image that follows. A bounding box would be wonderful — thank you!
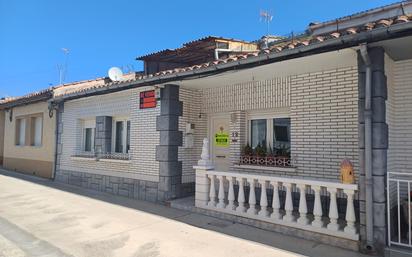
[0,90,56,178]
[0,77,128,178]
[2,1,412,256]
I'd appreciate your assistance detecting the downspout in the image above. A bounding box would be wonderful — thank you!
[360,43,374,249]
[49,101,59,180]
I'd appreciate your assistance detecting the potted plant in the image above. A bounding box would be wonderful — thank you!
[240,144,253,165]
[255,143,267,165]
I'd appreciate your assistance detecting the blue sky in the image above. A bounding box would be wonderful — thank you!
[0,0,397,97]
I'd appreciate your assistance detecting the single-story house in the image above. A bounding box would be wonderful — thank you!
[2,1,412,256]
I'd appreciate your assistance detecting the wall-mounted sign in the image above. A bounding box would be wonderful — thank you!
[140,90,156,109]
[231,131,239,143]
[215,127,229,147]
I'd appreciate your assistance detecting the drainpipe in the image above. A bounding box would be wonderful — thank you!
[48,101,59,180]
[360,43,374,250]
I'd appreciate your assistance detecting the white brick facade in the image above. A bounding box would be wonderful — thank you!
[387,58,412,174]
[59,87,160,182]
[187,67,359,181]
[290,67,359,180]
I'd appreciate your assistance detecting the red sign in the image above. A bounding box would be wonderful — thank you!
[140,90,157,109]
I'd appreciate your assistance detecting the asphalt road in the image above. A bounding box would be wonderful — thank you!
[0,170,367,257]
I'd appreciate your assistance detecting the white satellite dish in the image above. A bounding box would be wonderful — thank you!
[108,67,124,82]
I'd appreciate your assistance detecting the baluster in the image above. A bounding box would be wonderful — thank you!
[327,188,339,231]
[236,178,246,213]
[283,183,294,222]
[217,175,226,209]
[311,186,323,228]
[247,179,257,215]
[270,181,281,220]
[297,184,309,225]
[258,180,269,217]
[227,176,236,210]
[208,175,217,207]
[344,189,357,235]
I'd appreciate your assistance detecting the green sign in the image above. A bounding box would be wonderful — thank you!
[215,132,229,147]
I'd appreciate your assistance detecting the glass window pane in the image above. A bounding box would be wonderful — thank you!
[19,119,26,145]
[126,121,130,153]
[34,117,42,146]
[251,119,266,148]
[273,118,291,154]
[115,121,124,153]
[85,128,92,152]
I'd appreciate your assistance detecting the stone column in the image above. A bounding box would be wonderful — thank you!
[95,116,112,154]
[156,84,183,201]
[358,47,388,253]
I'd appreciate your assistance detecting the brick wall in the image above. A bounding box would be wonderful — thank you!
[58,87,160,182]
[387,58,412,174]
[289,67,359,180]
[179,88,206,183]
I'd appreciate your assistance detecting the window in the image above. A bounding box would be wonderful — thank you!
[30,116,43,146]
[251,119,267,148]
[248,116,291,155]
[82,120,95,152]
[112,119,130,154]
[16,118,26,146]
[84,128,94,152]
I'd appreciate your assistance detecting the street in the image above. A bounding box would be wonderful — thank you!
[0,170,366,257]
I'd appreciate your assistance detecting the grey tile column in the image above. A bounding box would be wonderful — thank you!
[95,116,112,154]
[156,84,183,201]
[358,47,388,253]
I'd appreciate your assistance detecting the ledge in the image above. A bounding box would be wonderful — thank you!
[98,158,131,164]
[70,156,96,161]
[233,164,296,173]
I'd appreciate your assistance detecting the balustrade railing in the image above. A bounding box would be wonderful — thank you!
[387,172,412,248]
[196,169,359,240]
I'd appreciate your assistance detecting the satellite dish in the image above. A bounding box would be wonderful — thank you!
[108,67,124,82]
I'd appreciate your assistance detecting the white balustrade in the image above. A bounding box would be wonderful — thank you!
[217,175,226,209]
[227,176,236,210]
[236,178,246,213]
[297,184,309,225]
[258,180,269,217]
[208,175,217,207]
[247,179,258,215]
[197,170,359,241]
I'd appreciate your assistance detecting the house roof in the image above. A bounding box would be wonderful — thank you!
[136,36,258,66]
[0,88,53,109]
[5,1,412,105]
[52,6,412,102]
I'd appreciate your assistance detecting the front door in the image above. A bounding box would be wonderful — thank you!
[210,114,230,171]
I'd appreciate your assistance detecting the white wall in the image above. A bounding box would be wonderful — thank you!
[59,87,160,182]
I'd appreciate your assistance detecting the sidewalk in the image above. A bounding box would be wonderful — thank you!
[0,169,368,257]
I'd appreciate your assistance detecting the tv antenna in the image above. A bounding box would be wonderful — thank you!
[260,10,273,47]
[57,48,70,85]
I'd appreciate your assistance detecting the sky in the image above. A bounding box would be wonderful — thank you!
[0,0,398,97]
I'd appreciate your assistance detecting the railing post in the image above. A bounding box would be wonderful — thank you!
[344,189,357,235]
[271,181,281,220]
[236,178,246,213]
[327,188,339,231]
[247,178,257,215]
[194,138,215,208]
[217,175,226,209]
[297,184,309,225]
[283,183,294,222]
[311,186,323,228]
[258,180,269,217]
[208,175,217,207]
[227,176,236,210]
